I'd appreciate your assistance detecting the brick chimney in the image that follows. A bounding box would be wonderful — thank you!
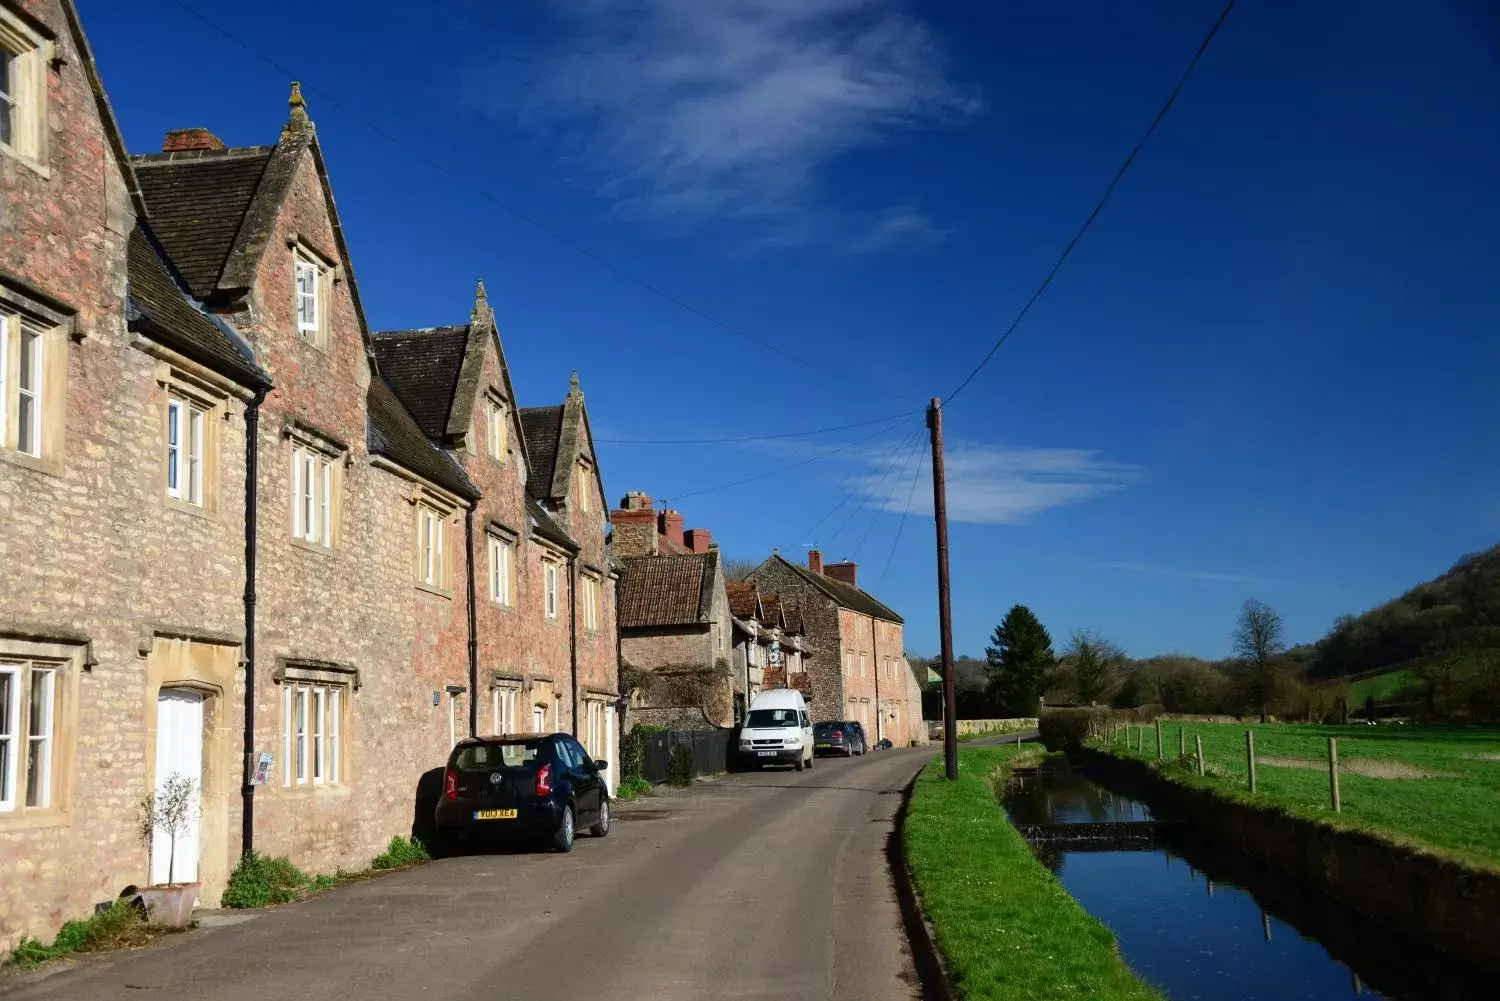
[684,528,712,554]
[162,128,225,153]
[808,549,824,575]
[659,509,685,549]
[609,492,657,558]
[825,561,858,588]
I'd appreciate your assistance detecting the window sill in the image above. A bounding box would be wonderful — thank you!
[415,580,453,600]
[0,142,50,180]
[166,496,216,520]
[0,805,69,831]
[486,599,516,613]
[278,782,351,799]
[296,331,330,355]
[290,536,335,557]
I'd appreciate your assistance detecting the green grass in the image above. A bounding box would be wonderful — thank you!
[1346,669,1421,704]
[3,901,162,969]
[615,776,654,801]
[1099,722,1500,870]
[904,746,1162,1001]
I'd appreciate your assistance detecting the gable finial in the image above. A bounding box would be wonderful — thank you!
[475,278,488,304]
[283,81,312,138]
[569,370,581,398]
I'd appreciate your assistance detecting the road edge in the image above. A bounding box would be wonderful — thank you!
[888,765,953,1001]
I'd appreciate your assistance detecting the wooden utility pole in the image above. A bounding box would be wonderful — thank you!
[928,398,958,781]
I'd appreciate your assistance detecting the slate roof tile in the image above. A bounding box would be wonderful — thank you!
[619,553,719,629]
[519,406,565,500]
[371,327,470,440]
[766,556,902,623]
[367,378,478,500]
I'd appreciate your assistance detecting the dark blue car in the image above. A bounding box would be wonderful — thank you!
[434,733,610,854]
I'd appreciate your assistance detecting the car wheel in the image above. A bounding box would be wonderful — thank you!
[845,744,854,757]
[590,798,611,838]
[552,805,575,853]
[431,828,457,858]
[794,755,804,772]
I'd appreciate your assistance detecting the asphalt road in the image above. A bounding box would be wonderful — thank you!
[3,746,937,1001]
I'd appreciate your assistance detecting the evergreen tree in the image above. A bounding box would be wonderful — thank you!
[985,605,1056,716]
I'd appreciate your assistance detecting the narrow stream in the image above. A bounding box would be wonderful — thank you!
[1002,768,1489,1001]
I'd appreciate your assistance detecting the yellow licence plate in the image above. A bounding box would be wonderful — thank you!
[474,809,518,820]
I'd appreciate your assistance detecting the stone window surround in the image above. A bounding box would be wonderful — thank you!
[284,423,345,553]
[483,390,508,464]
[273,659,358,794]
[160,367,227,518]
[413,487,460,598]
[0,633,84,832]
[489,674,522,735]
[0,5,52,175]
[486,523,517,609]
[286,234,339,352]
[0,293,68,476]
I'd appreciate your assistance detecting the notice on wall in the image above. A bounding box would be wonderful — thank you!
[252,752,273,785]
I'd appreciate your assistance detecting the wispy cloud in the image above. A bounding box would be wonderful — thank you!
[840,440,1139,525]
[1094,562,1274,585]
[478,0,979,248]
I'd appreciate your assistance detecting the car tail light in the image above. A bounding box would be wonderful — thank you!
[443,768,458,800]
[535,763,553,797]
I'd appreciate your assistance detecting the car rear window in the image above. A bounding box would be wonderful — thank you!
[814,722,838,734]
[453,740,547,772]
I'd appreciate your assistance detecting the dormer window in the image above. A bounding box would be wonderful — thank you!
[575,461,591,513]
[485,394,507,462]
[295,255,321,339]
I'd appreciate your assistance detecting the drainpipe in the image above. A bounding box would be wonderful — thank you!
[466,506,478,738]
[568,554,579,736]
[872,614,882,744]
[240,391,264,858]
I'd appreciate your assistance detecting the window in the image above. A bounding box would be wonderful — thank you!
[0,11,44,163]
[533,705,546,734]
[544,560,559,619]
[491,686,517,734]
[582,575,599,631]
[290,442,337,546]
[860,652,867,677]
[488,535,513,605]
[282,683,343,787]
[576,463,591,512]
[485,397,506,462]
[1,314,49,458]
[417,504,446,589]
[165,395,206,505]
[1,660,56,812]
[844,651,853,677]
[295,256,321,339]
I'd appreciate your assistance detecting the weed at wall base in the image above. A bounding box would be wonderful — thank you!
[371,835,430,870]
[3,901,161,970]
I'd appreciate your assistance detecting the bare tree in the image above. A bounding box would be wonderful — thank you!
[139,772,200,886]
[1065,630,1125,706]
[721,557,760,583]
[1233,599,1285,722]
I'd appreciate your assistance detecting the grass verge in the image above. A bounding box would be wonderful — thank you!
[1096,722,1500,871]
[904,746,1162,1001]
[615,776,653,801]
[3,901,166,970]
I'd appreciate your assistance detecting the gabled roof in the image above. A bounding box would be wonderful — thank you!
[618,552,719,629]
[370,326,469,440]
[126,224,270,390]
[130,85,373,343]
[528,497,578,553]
[518,373,607,507]
[760,555,903,623]
[725,582,763,622]
[518,405,565,500]
[366,378,479,501]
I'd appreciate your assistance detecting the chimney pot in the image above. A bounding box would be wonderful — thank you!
[808,549,824,575]
[659,509,685,548]
[162,128,225,153]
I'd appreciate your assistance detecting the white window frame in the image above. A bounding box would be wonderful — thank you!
[0,660,57,813]
[488,534,513,605]
[844,651,853,677]
[290,441,337,546]
[0,12,45,164]
[544,561,559,619]
[295,256,320,338]
[3,316,44,458]
[533,705,545,734]
[582,574,599,631]
[491,686,517,734]
[165,395,206,505]
[418,504,446,589]
[576,462,591,513]
[0,663,18,812]
[283,682,344,788]
[860,652,867,677]
[485,397,506,462]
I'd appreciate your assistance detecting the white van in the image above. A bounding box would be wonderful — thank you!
[737,689,814,771]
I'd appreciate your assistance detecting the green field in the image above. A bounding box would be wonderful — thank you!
[905,746,1161,1001]
[1100,722,1500,870]
[1324,668,1422,705]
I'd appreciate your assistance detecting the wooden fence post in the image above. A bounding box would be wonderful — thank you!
[1195,734,1205,776]
[1155,719,1163,760]
[1328,736,1341,812]
[1246,730,1257,793]
[1179,726,1186,758]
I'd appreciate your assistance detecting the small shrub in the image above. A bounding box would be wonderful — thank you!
[666,743,695,787]
[4,937,64,969]
[616,776,653,801]
[622,724,664,784]
[221,851,311,908]
[371,835,430,871]
[1038,708,1108,752]
[2,901,153,969]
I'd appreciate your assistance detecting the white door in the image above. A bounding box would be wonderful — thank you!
[604,705,616,796]
[152,689,203,887]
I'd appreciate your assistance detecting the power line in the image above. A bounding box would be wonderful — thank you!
[851,430,929,559]
[828,425,927,551]
[875,438,929,594]
[658,418,920,504]
[594,409,921,445]
[943,0,1240,405]
[795,422,925,546]
[165,0,918,406]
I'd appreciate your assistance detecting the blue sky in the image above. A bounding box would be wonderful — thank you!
[82,0,1500,660]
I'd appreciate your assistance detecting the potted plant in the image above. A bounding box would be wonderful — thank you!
[131,772,201,928]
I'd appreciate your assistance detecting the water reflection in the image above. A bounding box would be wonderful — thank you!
[1002,772,1489,1001]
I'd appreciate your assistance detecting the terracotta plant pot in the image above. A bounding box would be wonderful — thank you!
[124,883,200,929]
